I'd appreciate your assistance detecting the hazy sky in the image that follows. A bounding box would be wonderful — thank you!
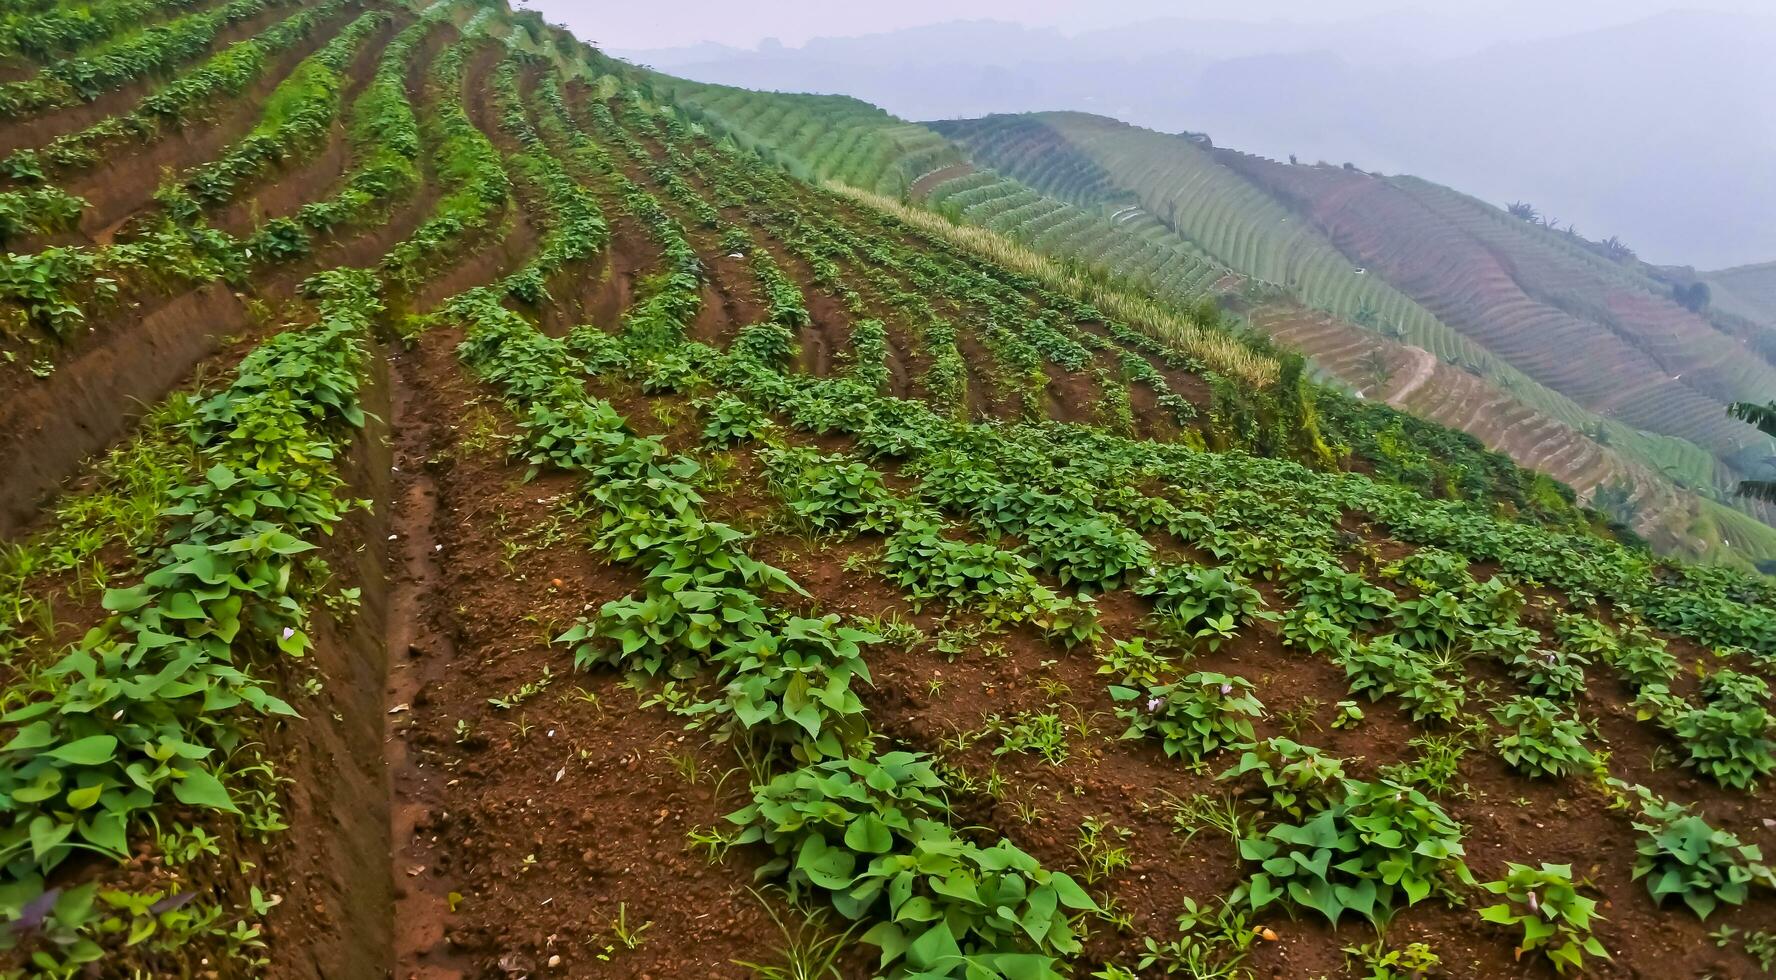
[517,0,1768,50]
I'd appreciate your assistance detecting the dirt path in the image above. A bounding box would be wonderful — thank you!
[384,345,471,980]
[1384,344,1438,407]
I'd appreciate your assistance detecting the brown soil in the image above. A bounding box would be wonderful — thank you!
[0,0,316,159]
[212,12,406,236]
[0,283,248,537]
[909,162,973,200]
[382,327,787,979]
[260,347,396,980]
[66,3,374,238]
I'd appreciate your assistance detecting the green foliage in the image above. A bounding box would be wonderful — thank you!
[0,269,377,889]
[706,614,879,762]
[162,11,384,213]
[383,40,511,289]
[1635,674,1776,791]
[1629,796,1776,919]
[880,518,1094,645]
[729,752,1095,979]
[1111,673,1264,763]
[699,393,772,447]
[1231,774,1473,926]
[1287,566,1396,631]
[0,0,294,118]
[1491,696,1594,779]
[762,446,904,537]
[1216,737,1345,823]
[1506,648,1590,701]
[0,186,84,244]
[1478,863,1610,975]
[1336,636,1467,724]
[1133,564,1271,649]
[1095,636,1170,686]
[980,707,1070,766]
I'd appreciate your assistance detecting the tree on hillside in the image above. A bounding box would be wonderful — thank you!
[1599,236,1636,262]
[1727,401,1776,502]
[1507,201,1539,222]
[1672,281,1711,313]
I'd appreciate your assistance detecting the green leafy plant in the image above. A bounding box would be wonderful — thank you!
[1629,796,1776,918]
[1478,862,1610,974]
[763,446,904,537]
[1224,756,1474,926]
[728,751,1095,978]
[1134,564,1272,649]
[1635,677,1775,791]
[1492,696,1594,779]
[1111,672,1264,764]
[1336,636,1466,724]
[1506,648,1590,701]
[1343,938,1442,980]
[700,393,773,446]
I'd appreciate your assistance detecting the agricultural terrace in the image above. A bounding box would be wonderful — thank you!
[0,2,1769,978]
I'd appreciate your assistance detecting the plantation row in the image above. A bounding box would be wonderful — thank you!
[0,1,1770,976]
[651,90,1773,565]
[928,113,1131,208]
[0,2,559,971]
[1018,115,1776,557]
[1217,150,1776,468]
[667,82,958,198]
[0,0,306,120]
[485,90,1776,975]
[918,170,1226,303]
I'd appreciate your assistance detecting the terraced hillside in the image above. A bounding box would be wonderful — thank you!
[935,111,1776,563]
[1,2,1775,978]
[659,89,1776,565]
[1708,262,1776,329]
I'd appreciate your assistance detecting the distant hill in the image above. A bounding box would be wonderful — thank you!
[1707,262,1776,329]
[660,79,1776,564]
[622,10,1776,269]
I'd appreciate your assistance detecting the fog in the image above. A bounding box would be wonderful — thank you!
[518,1,1776,269]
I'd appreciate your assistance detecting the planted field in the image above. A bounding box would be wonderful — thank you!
[0,3,1774,979]
[933,110,1776,565]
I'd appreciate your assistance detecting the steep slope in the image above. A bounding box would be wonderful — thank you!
[657,91,1776,565]
[0,5,1771,979]
[1707,261,1776,329]
[936,110,1776,562]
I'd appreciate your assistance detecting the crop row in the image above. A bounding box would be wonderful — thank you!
[157,6,387,217]
[0,0,209,63]
[0,269,382,971]
[3,0,349,185]
[582,102,1775,965]
[0,2,415,343]
[428,107,1102,974]
[0,0,302,118]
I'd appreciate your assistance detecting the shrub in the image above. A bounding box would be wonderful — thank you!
[1111,672,1264,763]
[1630,798,1775,919]
[1478,863,1610,974]
[1492,696,1594,779]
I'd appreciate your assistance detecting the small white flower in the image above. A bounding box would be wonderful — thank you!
[281,627,295,641]
[1219,683,1234,696]
[1146,697,1163,713]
